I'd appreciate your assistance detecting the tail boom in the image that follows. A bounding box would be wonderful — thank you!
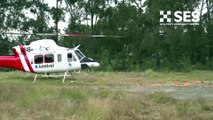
[0,49,25,72]
[0,56,25,71]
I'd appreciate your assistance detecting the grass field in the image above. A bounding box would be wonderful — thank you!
[0,70,213,120]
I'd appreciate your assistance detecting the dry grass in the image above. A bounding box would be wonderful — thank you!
[0,70,213,120]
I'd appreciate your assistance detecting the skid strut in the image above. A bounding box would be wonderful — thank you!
[33,72,72,84]
[62,72,68,83]
[33,74,38,83]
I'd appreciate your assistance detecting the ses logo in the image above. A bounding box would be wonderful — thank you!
[160,10,200,25]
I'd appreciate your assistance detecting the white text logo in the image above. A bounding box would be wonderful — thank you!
[160,10,199,26]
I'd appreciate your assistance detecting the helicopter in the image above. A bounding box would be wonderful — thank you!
[0,34,104,83]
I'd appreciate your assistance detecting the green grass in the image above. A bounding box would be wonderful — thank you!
[0,70,213,120]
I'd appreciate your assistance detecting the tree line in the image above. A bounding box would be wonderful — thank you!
[0,0,212,71]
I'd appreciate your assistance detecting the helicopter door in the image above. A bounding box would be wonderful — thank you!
[67,52,81,70]
[53,53,66,72]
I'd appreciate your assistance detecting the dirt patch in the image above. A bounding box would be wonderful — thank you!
[128,85,213,100]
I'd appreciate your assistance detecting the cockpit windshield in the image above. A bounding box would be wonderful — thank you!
[75,49,85,60]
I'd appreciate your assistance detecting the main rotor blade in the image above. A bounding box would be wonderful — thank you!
[2,32,57,36]
[62,34,124,38]
[2,32,124,38]
[1,32,32,35]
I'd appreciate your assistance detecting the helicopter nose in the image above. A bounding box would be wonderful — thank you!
[90,62,100,67]
[95,62,100,67]
[89,62,100,67]
[81,62,100,69]
[80,57,100,69]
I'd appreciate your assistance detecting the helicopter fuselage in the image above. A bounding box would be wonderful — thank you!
[0,39,99,74]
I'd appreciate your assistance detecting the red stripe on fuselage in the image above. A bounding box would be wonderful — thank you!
[20,46,34,73]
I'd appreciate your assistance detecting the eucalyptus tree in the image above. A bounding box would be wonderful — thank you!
[0,0,55,54]
[0,0,28,55]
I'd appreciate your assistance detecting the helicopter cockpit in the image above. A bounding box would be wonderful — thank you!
[72,49,99,69]
[74,49,85,61]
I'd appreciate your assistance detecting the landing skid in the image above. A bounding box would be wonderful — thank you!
[33,72,74,84]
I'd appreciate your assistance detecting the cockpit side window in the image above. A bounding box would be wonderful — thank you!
[67,53,72,62]
[75,50,85,60]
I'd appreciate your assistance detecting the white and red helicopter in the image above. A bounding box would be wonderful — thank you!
[0,33,113,83]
